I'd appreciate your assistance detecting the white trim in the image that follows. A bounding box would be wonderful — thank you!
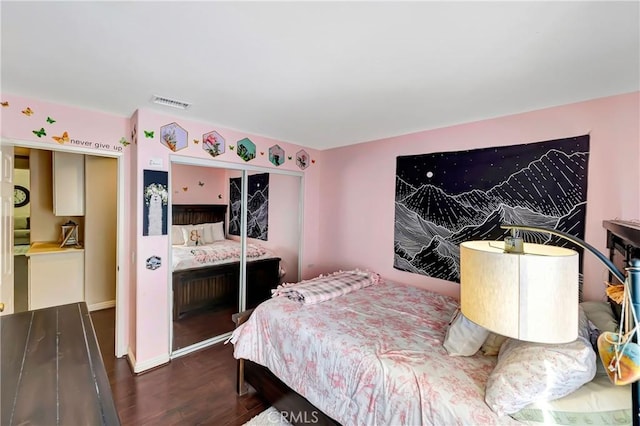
[132,352,170,374]
[1,137,123,158]
[127,347,137,372]
[171,332,232,359]
[115,153,126,357]
[169,154,304,178]
[88,300,115,312]
[298,174,305,280]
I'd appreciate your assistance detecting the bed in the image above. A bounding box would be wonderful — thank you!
[171,204,281,320]
[231,221,640,425]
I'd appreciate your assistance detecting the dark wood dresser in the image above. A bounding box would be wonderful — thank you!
[1,302,120,425]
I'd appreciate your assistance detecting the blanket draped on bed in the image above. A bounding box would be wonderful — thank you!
[271,270,381,304]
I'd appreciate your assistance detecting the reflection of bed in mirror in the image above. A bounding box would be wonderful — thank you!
[172,204,281,320]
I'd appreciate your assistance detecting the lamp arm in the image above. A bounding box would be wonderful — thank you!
[500,224,626,284]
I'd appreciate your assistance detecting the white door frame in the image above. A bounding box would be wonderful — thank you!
[0,138,127,357]
[1,144,15,315]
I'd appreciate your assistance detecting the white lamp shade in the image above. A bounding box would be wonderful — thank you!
[460,241,579,344]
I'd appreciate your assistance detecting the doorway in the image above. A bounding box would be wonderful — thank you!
[0,139,126,357]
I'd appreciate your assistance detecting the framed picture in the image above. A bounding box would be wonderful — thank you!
[236,138,256,162]
[296,149,309,170]
[143,170,169,236]
[159,122,188,152]
[269,144,285,167]
[60,222,80,248]
[203,131,225,157]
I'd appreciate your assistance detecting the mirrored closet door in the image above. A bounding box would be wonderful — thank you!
[170,160,301,353]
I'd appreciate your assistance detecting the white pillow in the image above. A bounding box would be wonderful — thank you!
[511,373,631,425]
[202,222,225,243]
[481,333,508,356]
[171,225,184,245]
[443,309,489,356]
[577,304,591,341]
[181,226,204,246]
[485,336,597,416]
[212,221,225,241]
[580,301,618,333]
[482,306,590,357]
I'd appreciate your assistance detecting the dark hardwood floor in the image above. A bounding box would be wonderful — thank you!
[173,306,236,351]
[91,308,268,425]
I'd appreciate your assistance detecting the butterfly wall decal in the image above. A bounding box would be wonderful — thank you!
[1,101,9,107]
[182,187,188,192]
[193,139,200,144]
[311,159,316,164]
[46,116,56,124]
[198,181,204,187]
[32,128,46,138]
[230,145,235,150]
[144,130,154,138]
[260,152,265,156]
[288,156,292,160]
[22,107,33,116]
[52,131,69,144]
[120,137,130,147]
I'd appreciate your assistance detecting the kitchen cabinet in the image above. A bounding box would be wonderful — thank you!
[26,242,84,310]
[53,152,84,216]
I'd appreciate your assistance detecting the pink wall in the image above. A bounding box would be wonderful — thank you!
[171,164,301,283]
[1,96,321,371]
[4,91,637,370]
[317,92,640,301]
[171,163,227,204]
[0,93,134,355]
[133,109,320,367]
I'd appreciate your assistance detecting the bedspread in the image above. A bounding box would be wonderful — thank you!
[231,281,519,425]
[172,239,277,271]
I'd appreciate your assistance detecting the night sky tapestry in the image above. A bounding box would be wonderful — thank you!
[229,173,269,240]
[394,135,590,282]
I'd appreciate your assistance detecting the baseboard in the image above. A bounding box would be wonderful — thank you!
[88,300,116,312]
[127,347,137,373]
[130,351,170,374]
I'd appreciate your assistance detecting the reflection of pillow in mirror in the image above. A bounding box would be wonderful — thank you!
[202,222,225,243]
[172,225,184,245]
[182,226,204,246]
[202,223,214,244]
[212,222,225,241]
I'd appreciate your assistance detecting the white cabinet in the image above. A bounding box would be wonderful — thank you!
[26,243,84,310]
[53,152,85,216]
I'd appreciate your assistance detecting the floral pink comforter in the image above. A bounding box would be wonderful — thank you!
[172,239,276,271]
[231,281,519,425]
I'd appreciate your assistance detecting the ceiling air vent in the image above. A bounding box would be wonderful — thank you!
[150,95,191,110]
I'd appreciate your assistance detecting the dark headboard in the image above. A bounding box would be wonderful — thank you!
[172,204,227,229]
[603,220,640,320]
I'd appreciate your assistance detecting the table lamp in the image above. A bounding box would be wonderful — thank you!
[460,224,640,426]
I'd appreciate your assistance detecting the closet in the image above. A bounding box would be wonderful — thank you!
[170,159,302,355]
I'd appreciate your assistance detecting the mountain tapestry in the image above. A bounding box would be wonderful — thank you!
[394,135,590,282]
[229,173,269,241]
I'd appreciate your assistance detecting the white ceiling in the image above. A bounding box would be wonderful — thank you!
[1,1,638,150]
